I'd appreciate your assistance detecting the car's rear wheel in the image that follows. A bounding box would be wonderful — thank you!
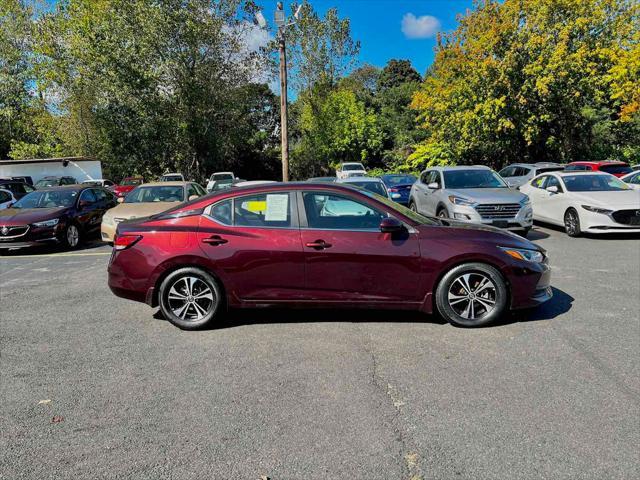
[62,224,81,249]
[564,208,581,237]
[158,267,223,330]
[435,263,508,327]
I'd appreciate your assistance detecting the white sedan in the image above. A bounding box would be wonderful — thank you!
[520,171,640,236]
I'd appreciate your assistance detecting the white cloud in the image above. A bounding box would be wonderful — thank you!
[401,13,440,39]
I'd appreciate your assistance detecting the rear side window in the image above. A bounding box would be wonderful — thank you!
[210,199,232,225]
[303,193,386,230]
[234,193,291,228]
[499,167,515,177]
[515,167,531,176]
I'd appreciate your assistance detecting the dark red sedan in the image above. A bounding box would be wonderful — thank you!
[108,183,552,329]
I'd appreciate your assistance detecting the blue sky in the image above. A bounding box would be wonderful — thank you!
[261,0,474,76]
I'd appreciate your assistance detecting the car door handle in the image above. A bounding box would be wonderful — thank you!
[305,240,332,250]
[202,235,228,246]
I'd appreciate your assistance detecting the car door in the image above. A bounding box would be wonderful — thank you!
[299,191,422,303]
[76,188,102,232]
[416,171,438,215]
[536,175,566,224]
[197,192,306,301]
[524,175,549,221]
[92,188,117,216]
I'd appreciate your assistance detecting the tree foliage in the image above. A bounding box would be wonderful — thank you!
[409,0,640,170]
[377,59,421,91]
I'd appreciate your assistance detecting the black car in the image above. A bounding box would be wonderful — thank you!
[0,179,36,200]
[0,185,117,250]
[34,176,78,188]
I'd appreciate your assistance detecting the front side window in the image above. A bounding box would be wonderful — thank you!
[125,186,185,203]
[499,167,515,177]
[545,176,563,192]
[562,175,631,192]
[625,172,640,185]
[234,193,291,228]
[303,193,386,230]
[79,189,97,204]
[0,190,11,203]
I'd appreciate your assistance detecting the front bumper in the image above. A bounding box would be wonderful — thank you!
[448,204,533,230]
[579,208,640,234]
[0,223,63,249]
[101,221,116,242]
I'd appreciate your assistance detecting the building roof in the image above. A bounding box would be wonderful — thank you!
[0,156,97,165]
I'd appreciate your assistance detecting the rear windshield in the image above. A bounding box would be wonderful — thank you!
[382,174,416,185]
[345,181,387,196]
[600,164,632,174]
[342,164,365,171]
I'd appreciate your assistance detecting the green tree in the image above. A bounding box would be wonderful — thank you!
[410,0,640,170]
[377,59,421,91]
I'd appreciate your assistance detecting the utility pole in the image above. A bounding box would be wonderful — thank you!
[257,2,301,182]
[277,17,289,182]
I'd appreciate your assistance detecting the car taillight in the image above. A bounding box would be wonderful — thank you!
[114,235,142,251]
[388,187,399,192]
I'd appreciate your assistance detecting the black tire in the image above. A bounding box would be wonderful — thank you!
[435,263,508,327]
[437,208,449,219]
[564,208,581,237]
[62,223,82,249]
[409,200,417,212]
[158,267,223,330]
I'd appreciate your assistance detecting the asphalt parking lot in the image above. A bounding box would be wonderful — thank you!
[1,225,639,480]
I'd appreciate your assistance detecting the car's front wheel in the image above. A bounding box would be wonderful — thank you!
[62,223,81,249]
[158,267,223,330]
[564,208,581,237]
[409,200,418,212]
[435,263,508,327]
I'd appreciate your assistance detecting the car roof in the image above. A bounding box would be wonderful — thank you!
[337,177,382,183]
[568,160,628,166]
[507,163,564,168]
[426,165,492,172]
[552,171,615,177]
[137,181,189,187]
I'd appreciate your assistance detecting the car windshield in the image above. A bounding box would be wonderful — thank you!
[125,186,184,203]
[562,175,631,192]
[342,164,365,171]
[212,173,233,180]
[121,178,143,186]
[359,189,438,226]
[382,174,416,185]
[345,181,388,196]
[600,164,632,175]
[35,178,58,187]
[13,190,78,208]
[443,170,507,189]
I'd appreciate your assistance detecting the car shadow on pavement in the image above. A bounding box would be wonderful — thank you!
[152,286,574,330]
[526,228,550,241]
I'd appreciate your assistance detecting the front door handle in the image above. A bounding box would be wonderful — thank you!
[305,240,332,250]
[202,235,228,246]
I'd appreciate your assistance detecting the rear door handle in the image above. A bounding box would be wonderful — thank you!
[305,240,332,250]
[202,235,228,246]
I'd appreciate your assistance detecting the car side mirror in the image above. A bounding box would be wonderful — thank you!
[380,217,404,234]
[427,182,440,190]
[117,197,125,203]
[188,195,199,201]
[546,185,559,194]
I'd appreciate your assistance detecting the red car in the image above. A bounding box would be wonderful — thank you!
[108,183,552,329]
[113,176,144,198]
[565,161,633,178]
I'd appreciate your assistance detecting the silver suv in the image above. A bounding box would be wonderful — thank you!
[408,166,533,234]
[499,162,565,189]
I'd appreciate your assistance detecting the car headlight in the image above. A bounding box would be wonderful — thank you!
[581,205,612,215]
[499,247,544,263]
[520,196,531,206]
[32,218,60,227]
[448,195,475,206]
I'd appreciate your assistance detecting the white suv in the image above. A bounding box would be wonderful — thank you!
[336,162,367,179]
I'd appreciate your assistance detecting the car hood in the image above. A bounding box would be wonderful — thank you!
[568,190,640,208]
[104,202,178,220]
[0,207,69,226]
[417,219,542,251]
[446,188,527,204]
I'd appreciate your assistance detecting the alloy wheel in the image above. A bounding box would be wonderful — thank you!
[565,211,579,236]
[166,276,216,322]
[447,272,496,321]
[67,225,79,247]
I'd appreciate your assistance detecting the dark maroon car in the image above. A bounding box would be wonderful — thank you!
[108,183,552,329]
